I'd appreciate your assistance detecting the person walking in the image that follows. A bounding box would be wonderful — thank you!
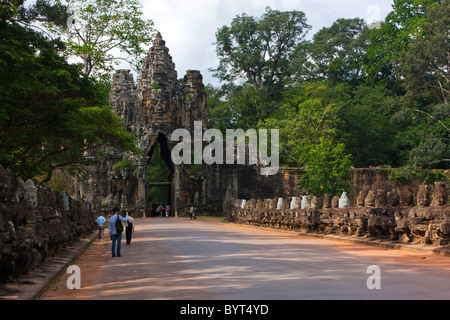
[96,214,106,241]
[109,208,128,257]
[165,205,170,217]
[156,204,163,217]
[125,211,135,245]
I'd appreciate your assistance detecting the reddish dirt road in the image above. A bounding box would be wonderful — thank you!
[37,217,450,300]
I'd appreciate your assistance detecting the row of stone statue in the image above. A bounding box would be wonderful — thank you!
[236,182,448,210]
[0,166,76,210]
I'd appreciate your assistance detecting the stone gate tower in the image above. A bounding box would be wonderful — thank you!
[105,32,209,215]
[75,33,240,216]
[110,32,206,144]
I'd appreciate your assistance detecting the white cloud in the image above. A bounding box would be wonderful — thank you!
[135,0,394,85]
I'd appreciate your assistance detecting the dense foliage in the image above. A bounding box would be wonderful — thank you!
[15,0,155,80]
[0,0,140,181]
[208,1,450,193]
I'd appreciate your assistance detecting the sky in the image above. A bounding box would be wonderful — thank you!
[135,0,395,86]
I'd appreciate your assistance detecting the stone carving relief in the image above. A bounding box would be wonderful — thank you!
[230,177,449,247]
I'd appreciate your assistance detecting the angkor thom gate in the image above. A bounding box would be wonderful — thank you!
[66,33,450,220]
[72,33,293,216]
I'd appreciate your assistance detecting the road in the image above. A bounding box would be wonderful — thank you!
[39,217,450,300]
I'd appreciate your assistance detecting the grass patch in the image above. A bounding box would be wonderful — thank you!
[197,216,229,223]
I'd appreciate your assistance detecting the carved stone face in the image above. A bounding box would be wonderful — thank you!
[400,187,413,206]
[433,192,446,206]
[417,185,430,207]
[432,182,448,206]
[387,189,400,207]
[301,196,308,209]
[311,196,320,210]
[295,197,302,209]
[290,197,297,209]
[375,190,387,207]
[256,199,263,209]
[331,196,339,208]
[248,199,256,209]
[24,179,38,207]
[364,191,375,207]
[282,198,290,210]
[338,192,350,208]
[356,191,365,207]
[322,194,331,209]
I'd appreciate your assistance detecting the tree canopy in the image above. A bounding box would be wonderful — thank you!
[0,1,140,181]
[211,7,310,102]
[208,1,449,193]
[15,0,155,80]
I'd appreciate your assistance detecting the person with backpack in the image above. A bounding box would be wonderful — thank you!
[109,207,128,257]
[125,211,135,245]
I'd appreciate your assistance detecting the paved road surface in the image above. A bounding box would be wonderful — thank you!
[62,217,450,301]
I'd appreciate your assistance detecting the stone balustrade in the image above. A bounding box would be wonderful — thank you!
[229,182,450,246]
[0,165,98,284]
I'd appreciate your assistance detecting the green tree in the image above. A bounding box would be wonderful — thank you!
[205,84,239,131]
[364,0,443,85]
[206,82,278,131]
[303,18,369,84]
[34,0,155,80]
[262,82,340,167]
[0,13,139,181]
[14,0,70,35]
[335,84,402,167]
[299,138,352,197]
[396,1,450,105]
[363,21,400,85]
[0,0,23,20]
[387,0,440,30]
[393,0,450,169]
[211,7,310,102]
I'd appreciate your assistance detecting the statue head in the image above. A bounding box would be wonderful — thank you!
[417,185,430,207]
[431,182,448,206]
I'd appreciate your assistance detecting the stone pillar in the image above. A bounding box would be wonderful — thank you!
[173,164,183,215]
[137,158,149,214]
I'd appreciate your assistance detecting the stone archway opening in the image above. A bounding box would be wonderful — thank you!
[146,132,174,216]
